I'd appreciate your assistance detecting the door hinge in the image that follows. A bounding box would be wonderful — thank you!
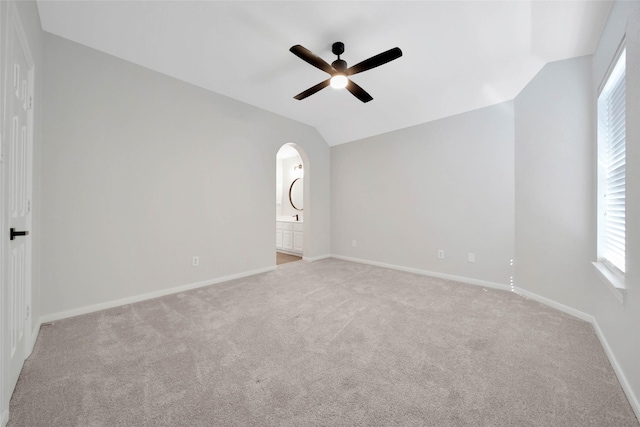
[27,96,34,110]
[26,305,30,319]
[27,199,31,213]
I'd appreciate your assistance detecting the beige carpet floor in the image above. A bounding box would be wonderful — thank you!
[8,258,639,426]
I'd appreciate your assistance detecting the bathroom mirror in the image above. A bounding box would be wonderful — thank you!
[289,178,303,211]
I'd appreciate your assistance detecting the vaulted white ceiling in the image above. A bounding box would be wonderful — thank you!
[36,1,612,146]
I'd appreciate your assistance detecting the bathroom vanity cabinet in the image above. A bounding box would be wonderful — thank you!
[276,221,303,255]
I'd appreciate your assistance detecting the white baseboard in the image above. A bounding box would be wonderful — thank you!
[331,254,510,291]
[28,320,42,356]
[39,266,276,324]
[591,319,640,421]
[303,254,331,262]
[512,286,594,323]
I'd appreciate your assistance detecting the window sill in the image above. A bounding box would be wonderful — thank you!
[592,262,626,304]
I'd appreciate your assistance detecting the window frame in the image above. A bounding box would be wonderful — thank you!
[594,42,627,303]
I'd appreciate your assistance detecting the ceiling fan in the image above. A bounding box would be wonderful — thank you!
[290,42,403,103]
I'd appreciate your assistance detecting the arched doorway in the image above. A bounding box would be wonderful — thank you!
[275,144,307,265]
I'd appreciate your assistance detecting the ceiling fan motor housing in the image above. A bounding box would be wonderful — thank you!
[332,59,347,72]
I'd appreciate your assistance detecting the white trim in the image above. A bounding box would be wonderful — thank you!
[592,261,626,304]
[1,409,8,427]
[512,286,594,323]
[330,254,510,291]
[39,266,276,324]
[27,320,41,356]
[302,254,331,262]
[598,37,627,95]
[330,254,594,321]
[591,319,640,421]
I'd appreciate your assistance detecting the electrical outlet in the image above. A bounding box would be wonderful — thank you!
[437,250,444,259]
[352,240,357,247]
[192,256,199,267]
[468,252,475,263]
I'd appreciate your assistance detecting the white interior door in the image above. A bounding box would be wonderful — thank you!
[4,4,33,396]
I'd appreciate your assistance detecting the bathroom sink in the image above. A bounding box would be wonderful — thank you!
[276,216,303,223]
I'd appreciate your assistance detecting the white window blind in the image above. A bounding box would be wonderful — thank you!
[598,47,626,274]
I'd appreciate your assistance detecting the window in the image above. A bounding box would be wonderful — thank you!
[595,45,626,297]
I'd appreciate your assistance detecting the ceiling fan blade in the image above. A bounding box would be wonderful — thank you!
[346,80,373,103]
[346,47,403,76]
[290,45,336,75]
[294,79,331,100]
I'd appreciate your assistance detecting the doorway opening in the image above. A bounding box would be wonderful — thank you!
[276,144,306,265]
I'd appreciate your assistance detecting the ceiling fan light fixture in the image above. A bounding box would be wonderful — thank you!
[290,42,402,102]
[330,74,348,89]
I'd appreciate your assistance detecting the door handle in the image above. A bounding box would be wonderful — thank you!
[10,228,29,240]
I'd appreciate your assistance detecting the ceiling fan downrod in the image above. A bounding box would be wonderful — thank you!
[331,42,348,72]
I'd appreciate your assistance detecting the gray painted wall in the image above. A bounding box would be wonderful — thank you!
[592,0,640,412]
[514,55,595,314]
[515,0,639,411]
[41,34,330,316]
[331,102,515,286]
